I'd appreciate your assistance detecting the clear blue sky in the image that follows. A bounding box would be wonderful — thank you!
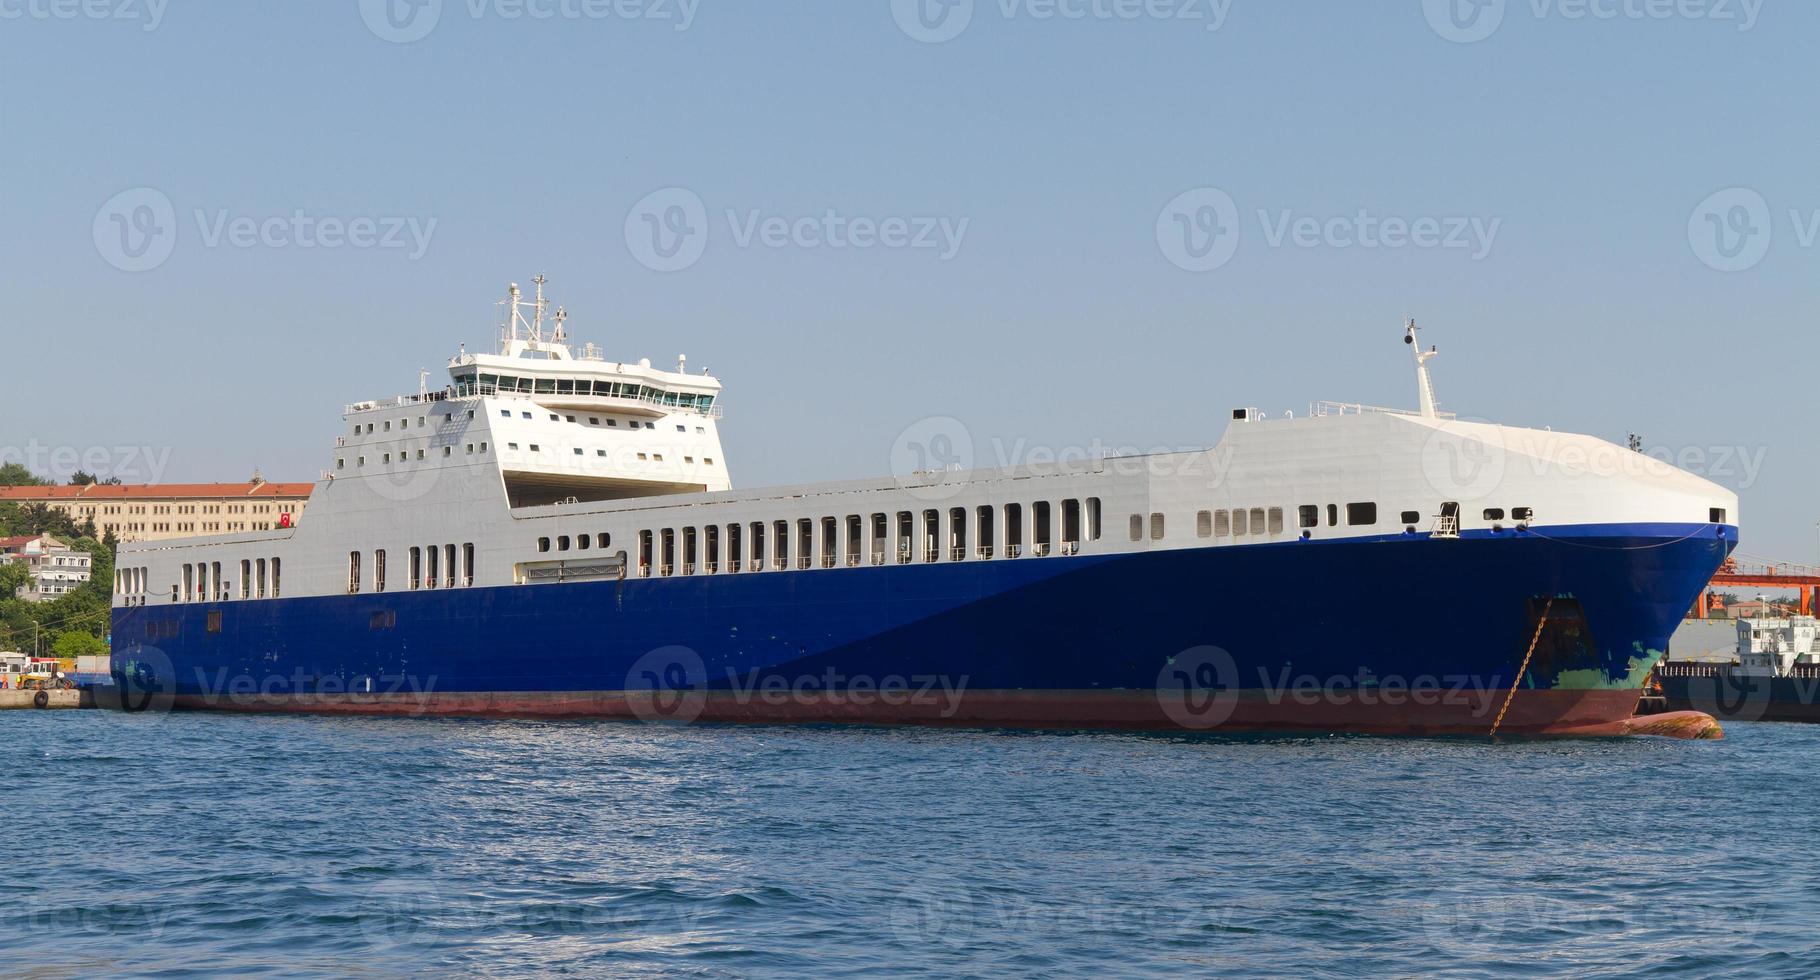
[4,1,1815,558]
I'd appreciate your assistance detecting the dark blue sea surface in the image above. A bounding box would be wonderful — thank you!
[7,712,1817,978]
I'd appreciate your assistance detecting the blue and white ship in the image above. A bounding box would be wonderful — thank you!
[112,280,1738,735]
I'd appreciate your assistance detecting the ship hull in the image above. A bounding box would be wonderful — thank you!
[112,522,1733,736]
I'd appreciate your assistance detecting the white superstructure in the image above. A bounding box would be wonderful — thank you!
[113,287,1739,609]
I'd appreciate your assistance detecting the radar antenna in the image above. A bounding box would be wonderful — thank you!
[1403,318,1440,419]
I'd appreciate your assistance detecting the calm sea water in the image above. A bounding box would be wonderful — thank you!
[6,712,1817,978]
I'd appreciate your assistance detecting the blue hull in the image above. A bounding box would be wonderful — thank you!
[111,523,1734,734]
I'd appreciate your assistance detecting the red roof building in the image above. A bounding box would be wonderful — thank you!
[0,481,313,543]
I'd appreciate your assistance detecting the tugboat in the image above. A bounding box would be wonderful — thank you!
[1657,615,1820,722]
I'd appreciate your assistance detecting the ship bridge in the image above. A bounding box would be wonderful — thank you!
[338,277,733,508]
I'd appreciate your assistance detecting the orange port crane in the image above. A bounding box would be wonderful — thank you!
[1698,554,1820,618]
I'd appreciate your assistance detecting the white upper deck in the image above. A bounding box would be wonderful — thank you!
[112,307,1740,607]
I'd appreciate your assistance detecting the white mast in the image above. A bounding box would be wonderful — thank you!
[1404,318,1439,419]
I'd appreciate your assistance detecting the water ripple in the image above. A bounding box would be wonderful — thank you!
[6,713,1820,976]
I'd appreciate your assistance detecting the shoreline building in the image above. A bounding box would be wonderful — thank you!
[0,534,92,602]
[0,479,313,544]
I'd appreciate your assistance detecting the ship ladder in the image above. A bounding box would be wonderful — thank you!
[1489,596,1555,738]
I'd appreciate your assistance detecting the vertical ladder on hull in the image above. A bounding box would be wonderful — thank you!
[1432,501,1461,539]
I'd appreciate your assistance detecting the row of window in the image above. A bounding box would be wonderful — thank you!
[632,500,1106,577]
[1133,503,1540,543]
[499,443,714,466]
[453,372,717,413]
[348,545,476,593]
[537,533,612,553]
[500,408,684,433]
[339,443,489,470]
[167,558,283,603]
[351,409,475,437]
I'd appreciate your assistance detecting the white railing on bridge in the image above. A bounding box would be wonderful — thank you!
[1310,400,1455,420]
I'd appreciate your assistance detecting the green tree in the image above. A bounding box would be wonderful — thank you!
[0,463,48,487]
[0,563,27,600]
[52,631,106,659]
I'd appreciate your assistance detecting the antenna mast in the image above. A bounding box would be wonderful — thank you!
[1404,318,1440,419]
[530,274,548,346]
